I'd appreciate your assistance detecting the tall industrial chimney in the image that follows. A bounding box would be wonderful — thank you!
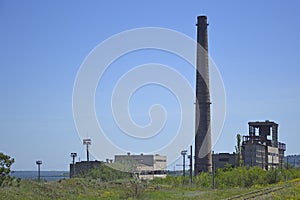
[194,16,212,175]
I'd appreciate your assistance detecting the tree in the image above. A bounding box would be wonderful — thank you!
[0,152,14,186]
[235,134,243,167]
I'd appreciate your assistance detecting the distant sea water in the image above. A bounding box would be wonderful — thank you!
[11,171,69,181]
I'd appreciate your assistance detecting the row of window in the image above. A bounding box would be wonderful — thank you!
[140,170,167,175]
[155,159,166,162]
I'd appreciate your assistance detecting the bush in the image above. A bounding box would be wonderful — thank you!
[213,166,300,189]
[0,152,14,187]
[78,163,131,181]
[152,167,300,189]
[194,172,212,188]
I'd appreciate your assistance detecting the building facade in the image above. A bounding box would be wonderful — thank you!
[212,153,236,170]
[114,154,167,180]
[70,161,103,178]
[242,120,286,169]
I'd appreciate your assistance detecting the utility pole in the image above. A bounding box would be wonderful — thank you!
[181,150,187,177]
[272,155,274,170]
[188,145,193,184]
[261,150,264,169]
[212,151,215,189]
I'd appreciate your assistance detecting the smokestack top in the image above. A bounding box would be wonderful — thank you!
[197,16,208,26]
[197,15,207,20]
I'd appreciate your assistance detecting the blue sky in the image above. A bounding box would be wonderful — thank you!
[0,1,300,170]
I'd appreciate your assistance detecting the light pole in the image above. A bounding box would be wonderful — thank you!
[71,153,77,164]
[36,160,42,181]
[83,139,91,162]
[181,150,187,177]
[70,153,77,178]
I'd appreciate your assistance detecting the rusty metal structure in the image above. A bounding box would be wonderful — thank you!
[194,16,212,175]
[242,120,286,169]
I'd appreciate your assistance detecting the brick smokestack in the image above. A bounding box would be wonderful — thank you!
[194,16,212,175]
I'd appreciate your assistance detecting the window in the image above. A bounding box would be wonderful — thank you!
[219,158,229,162]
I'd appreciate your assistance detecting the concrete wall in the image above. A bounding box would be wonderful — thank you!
[242,144,266,168]
[212,153,236,169]
[267,146,279,169]
[153,155,167,171]
[70,161,103,178]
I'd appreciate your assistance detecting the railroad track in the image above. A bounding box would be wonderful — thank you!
[224,183,294,200]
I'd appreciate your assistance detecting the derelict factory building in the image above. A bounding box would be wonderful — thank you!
[242,120,286,169]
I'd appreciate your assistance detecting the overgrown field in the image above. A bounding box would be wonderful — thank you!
[1,178,300,199]
[2,167,300,199]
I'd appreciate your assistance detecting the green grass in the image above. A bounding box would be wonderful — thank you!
[2,178,300,200]
[269,179,300,200]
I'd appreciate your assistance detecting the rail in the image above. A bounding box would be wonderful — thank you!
[224,179,300,200]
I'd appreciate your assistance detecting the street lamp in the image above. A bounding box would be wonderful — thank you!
[83,139,91,162]
[181,150,187,177]
[70,153,77,164]
[70,153,77,178]
[36,160,42,181]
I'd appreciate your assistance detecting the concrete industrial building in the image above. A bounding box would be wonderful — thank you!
[194,15,212,175]
[212,153,236,169]
[114,154,167,180]
[210,121,286,171]
[70,161,102,178]
[69,154,167,179]
[242,120,286,169]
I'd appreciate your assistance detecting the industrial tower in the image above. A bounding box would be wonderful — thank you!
[194,16,212,175]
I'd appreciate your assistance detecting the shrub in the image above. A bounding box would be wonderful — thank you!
[78,164,131,181]
[0,152,14,187]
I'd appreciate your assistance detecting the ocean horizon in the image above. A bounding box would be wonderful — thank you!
[11,171,69,181]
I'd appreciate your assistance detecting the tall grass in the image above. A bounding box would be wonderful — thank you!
[151,167,300,189]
